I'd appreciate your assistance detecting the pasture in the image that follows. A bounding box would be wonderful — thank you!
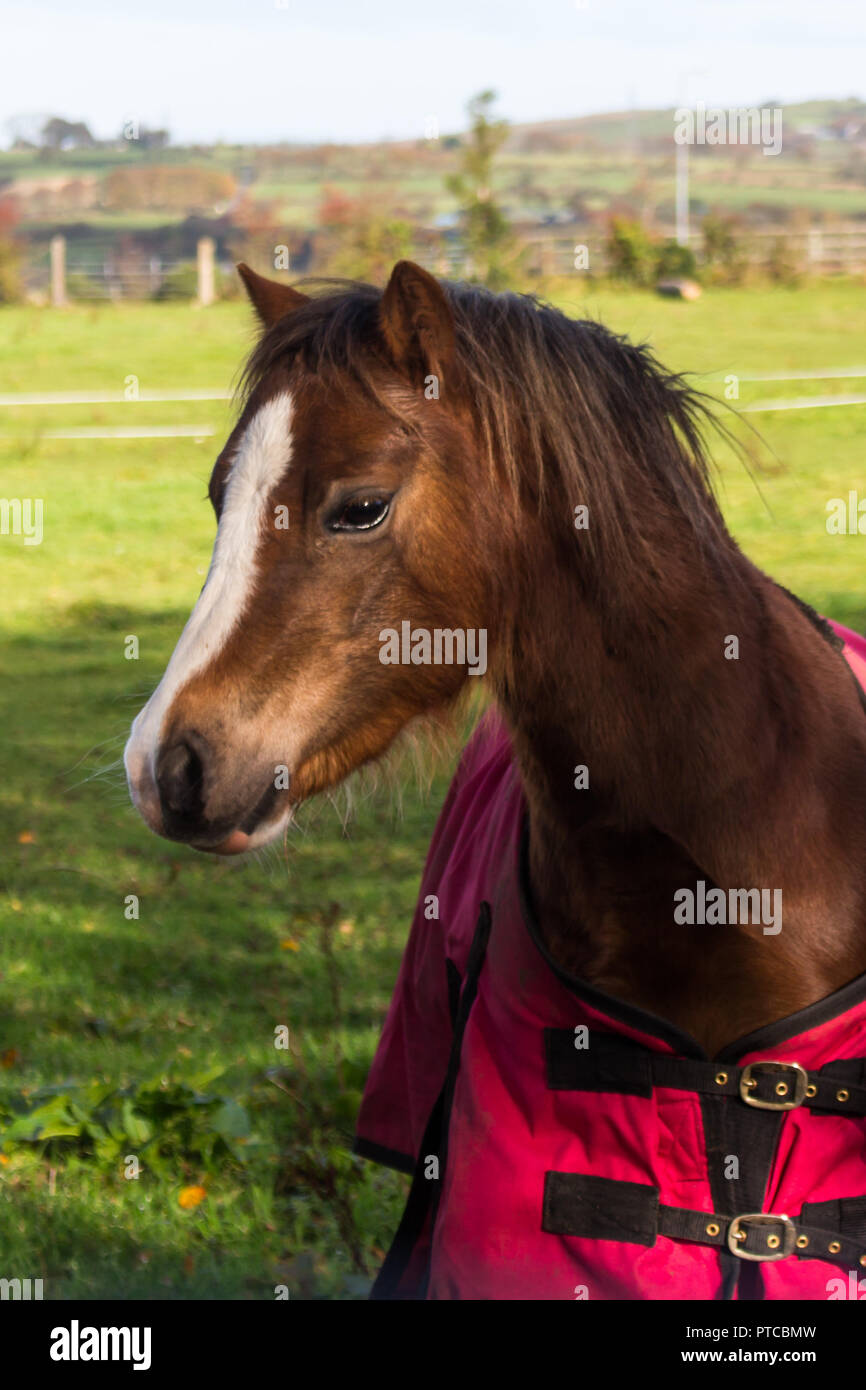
[0,280,864,1298]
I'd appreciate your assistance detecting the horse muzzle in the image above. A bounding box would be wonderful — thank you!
[125,721,287,854]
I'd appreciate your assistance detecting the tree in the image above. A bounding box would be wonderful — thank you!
[139,127,170,151]
[446,91,516,288]
[317,189,414,281]
[41,117,96,150]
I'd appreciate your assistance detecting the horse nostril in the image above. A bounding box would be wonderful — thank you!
[156,738,206,820]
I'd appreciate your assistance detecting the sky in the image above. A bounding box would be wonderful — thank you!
[2,0,865,146]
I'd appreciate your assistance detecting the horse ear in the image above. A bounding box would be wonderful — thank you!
[236,263,309,327]
[379,260,455,383]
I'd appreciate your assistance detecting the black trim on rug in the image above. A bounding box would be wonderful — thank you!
[518,817,866,1064]
[369,902,493,1301]
[518,822,708,1059]
[352,1136,415,1176]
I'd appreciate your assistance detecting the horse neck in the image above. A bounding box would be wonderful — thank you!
[494,516,866,1051]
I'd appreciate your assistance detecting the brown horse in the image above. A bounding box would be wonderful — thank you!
[125,260,866,1059]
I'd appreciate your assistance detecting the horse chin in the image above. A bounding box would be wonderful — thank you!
[209,829,253,856]
[204,806,293,857]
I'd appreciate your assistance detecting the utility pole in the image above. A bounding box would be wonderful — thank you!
[675,71,706,250]
[675,139,689,248]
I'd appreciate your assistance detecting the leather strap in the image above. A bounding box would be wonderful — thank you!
[545,1029,866,1115]
[542,1172,866,1271]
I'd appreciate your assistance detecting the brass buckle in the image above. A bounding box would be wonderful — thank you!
[739,1060,809,1110]
[727,1212,797,1261]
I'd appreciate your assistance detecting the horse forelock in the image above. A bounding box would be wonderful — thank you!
[237,276,735,587]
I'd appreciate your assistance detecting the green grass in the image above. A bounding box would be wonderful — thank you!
[0,285,864,1299]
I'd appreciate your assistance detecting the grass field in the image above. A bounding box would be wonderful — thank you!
[0,282,864,1299]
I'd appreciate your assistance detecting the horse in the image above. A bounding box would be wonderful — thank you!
[125,261,866,1300]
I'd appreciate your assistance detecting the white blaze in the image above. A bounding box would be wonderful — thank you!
[125,391,294,777]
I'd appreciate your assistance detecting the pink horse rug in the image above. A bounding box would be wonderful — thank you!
[355,620,866,1300]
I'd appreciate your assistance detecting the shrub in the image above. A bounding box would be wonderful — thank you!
[321,212,415,283]
[702,214,747,285]
[655,239,698,281]
[605,218,655,285]
[151,263,199,301]
[65,271,104,301]
[765,236,802,285]
[0,239,21,303]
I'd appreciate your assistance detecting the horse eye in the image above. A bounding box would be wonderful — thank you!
[326,496,391,533]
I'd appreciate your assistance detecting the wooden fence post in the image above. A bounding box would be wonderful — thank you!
[196,237,216,307]
[50,234,67,307]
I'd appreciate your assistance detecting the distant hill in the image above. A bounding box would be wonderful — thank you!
[502,98,866,150]
[3,96,866,255]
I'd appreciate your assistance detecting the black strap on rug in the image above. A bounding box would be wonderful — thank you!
[543,1172,866,1272]
[545,1029,866,1298]
[545,1029,866,1115]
